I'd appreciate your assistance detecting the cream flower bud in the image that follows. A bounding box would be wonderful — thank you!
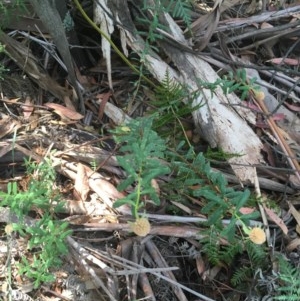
[248,227,266,245]
[130,217,151,237]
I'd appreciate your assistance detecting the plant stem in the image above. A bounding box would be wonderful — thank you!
[73,0,156,88]
[134,169,143,218]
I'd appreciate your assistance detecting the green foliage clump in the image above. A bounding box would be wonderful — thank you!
[111,111,267,293]
[164,142,268,290]
[112,117,171,218]
[0,159,71,288]
[246,239,266,264]
[62,10,74,32]
[274,255,300,301]
[199,69,259,100]
[0,43,8,80]
[138,0,193,52]
[140,0,193,38]
[230,241,267,287]
[139,0,166,43]
[231,265,252,286]
[161,0,193,28]
[150,70,201,140]
[3,158,63,217]
[0,0,26,29]
[17,219,71,288]
[167,142,259,242]
[204,146,242,161]
[202,226,243,266]
[202,227,267,289]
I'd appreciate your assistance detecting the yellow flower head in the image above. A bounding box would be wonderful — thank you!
[130,217,151,237]
[248,227,266,245]
[4,224,14,235]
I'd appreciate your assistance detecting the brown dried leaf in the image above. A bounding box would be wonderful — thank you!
[65,200,87,215]
[73,163,90,201]
[286,238,300,252]
[263,205,288,234]
[202,266,222,281]
[97,91,112,120]
[239,207,256,215]
[151,179,160,195]
[195,256,206,276]
[170,201,192,215]
[45,102,84,120]
[288,202,300,228]
[0,116,21,139]
[260,22,273,29]
[21,97,34,119]
[284,102,300,112]
[268,57,300,66]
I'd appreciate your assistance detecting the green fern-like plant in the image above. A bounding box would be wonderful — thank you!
[141,0,193,30]
[150,71,201,141]
[138,0,193,46]
[231,241,267,287]
[161,0,193,28]
[166,142,268,292]
[112,116,171,218]
[202,226,244,267]
[139,0,168,44]
[231,265,253,286]
[1,158,63,218]
[220,241,244,265]
[167,142,260,242]
[201,231,223,266]
[274,255,300,301]
[198,69,260,100]
[204,146,243,161]
[202,229,267,290]
[246,240,266,265]
[0,158,71,288]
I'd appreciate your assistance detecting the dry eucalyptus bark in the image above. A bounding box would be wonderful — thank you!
[106,0,263,183]
[29,0,85,113]
[0,31,69,101]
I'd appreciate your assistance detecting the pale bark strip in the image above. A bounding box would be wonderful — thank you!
[94,0,114,89]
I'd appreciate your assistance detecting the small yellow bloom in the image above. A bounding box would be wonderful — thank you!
[248,227,266,245]
[130,217,151,237]
[253,90,265,102]
[4,224,14,235]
